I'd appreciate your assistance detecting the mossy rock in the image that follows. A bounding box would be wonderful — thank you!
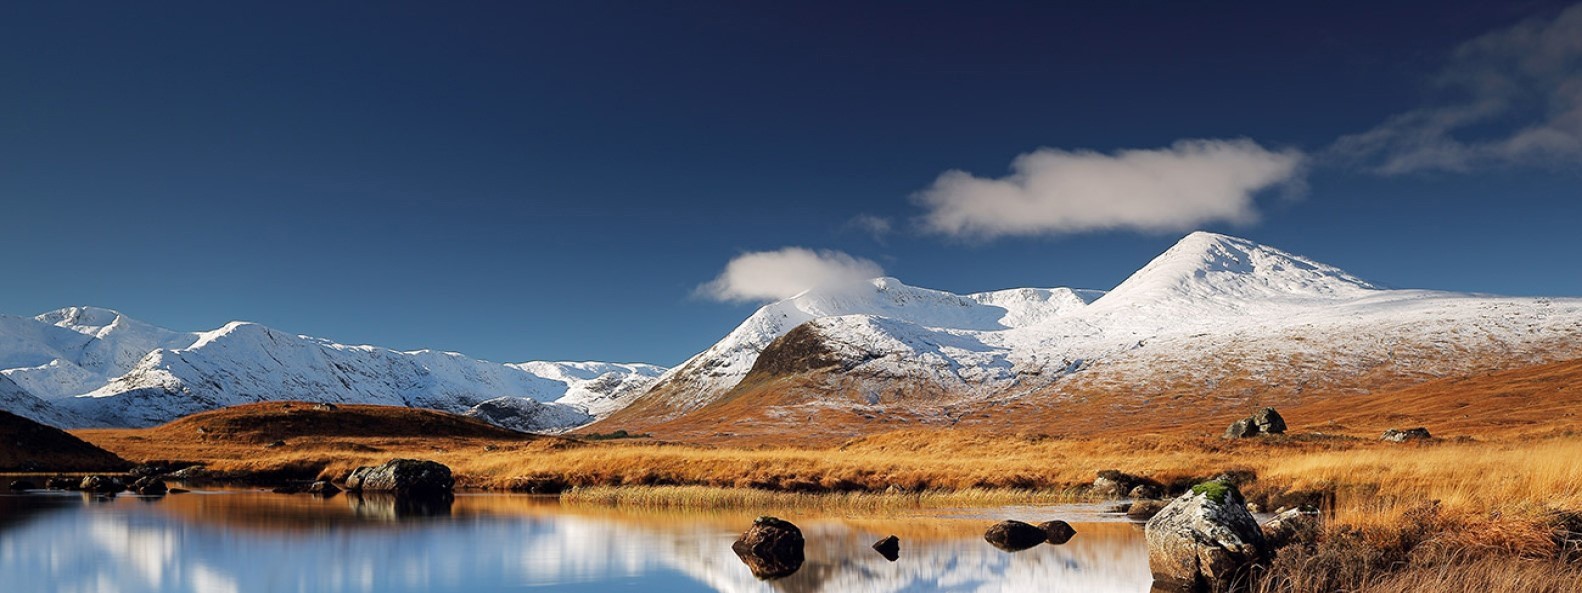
[1191,480,1237,505]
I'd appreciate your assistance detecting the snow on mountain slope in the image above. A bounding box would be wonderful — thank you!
[0,307,199,401]
[463,396,594,433]
[0,309,665,429]
[639,277,1103,414]
[613,232,1582,425]
[0,374,74,427]
[508,361,667,417]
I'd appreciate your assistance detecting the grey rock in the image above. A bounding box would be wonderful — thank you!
[1145,480,1270,591]
[1130,484,1165,500]
[131,477,167,495]
[1225,407,1288,438]
[343,459,454,497]
[79,475,125,494]
[1223,417,1260,439]
[1253,407,1287,434]
[1093,469,1152,497]
[1382,427,1432,442]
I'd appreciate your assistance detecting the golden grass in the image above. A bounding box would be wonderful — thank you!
[71,391,1582,591]
[78,420,1582,529]
[559,484,1084,511]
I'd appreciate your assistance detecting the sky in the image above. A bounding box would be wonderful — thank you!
[2,1,1580,366]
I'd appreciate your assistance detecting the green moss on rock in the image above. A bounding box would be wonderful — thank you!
[1192,480,1234,504]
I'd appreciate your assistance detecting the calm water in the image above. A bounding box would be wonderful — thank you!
[0,489,1152,593]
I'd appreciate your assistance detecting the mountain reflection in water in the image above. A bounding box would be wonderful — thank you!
[0,491,1152,592]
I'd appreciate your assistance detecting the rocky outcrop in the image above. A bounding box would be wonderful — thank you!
[984,520,1048,551]
[344,459,454,498]
[308,480,341,496]
[79,475,124,494]
[872,535,900,561]
[130,477,167,495]
[732,516,805,579]
[1382,427,1431,442]
[1039,520,1076,545]
[1145,480,1270,591]
[1093,469,1159,498]
[1130,484,1165,500]
[1224,407,1286,439]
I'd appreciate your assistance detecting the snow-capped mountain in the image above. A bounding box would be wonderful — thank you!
[0,308,665,430]
[0,374,72,428]
[631,277,1104,416]
[604,232,1582,431]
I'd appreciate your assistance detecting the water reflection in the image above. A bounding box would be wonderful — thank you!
[0,491,1153,592]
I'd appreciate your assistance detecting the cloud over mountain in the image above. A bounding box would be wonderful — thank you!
[913,139,1305,239]
[697,247,884,303]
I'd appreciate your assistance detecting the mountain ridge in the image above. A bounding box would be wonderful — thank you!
[597,232,1582,436]
[0,308,666,431]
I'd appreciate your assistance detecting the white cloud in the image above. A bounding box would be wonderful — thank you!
[913,139,1305,239]
[697,247,884,303]
[1330,4,1582,173]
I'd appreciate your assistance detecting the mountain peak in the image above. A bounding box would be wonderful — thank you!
[35,306,129,331]
[1097,232,1377,307]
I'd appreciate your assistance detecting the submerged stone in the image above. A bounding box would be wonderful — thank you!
[732,516,805,579]
[984,520,1047,551]
[1039,520,1077,545]
[872,534,900,561]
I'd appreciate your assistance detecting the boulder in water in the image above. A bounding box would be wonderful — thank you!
[131,477,167,495]
[732,516,804,579]
[1039,520,1077,545]
[984,520,1047,551]
[79,475,125,494]
[872,534,900,561]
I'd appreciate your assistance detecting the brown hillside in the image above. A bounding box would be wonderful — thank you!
[0,410,131,472]
[132,401,534,443]
[593,352,1582,445]
[73,402,574,486]
[1284,357,1582,438]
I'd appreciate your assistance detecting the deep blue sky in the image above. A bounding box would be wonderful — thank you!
[3,1,1579,365]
